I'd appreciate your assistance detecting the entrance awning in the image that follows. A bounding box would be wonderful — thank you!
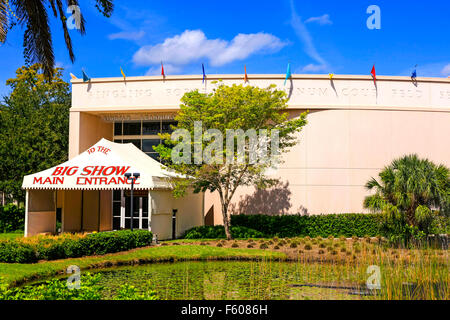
[22,138,181,190]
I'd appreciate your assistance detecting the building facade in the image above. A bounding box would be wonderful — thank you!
[70,74,450,226]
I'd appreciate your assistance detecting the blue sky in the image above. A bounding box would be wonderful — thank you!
[1,0,449,97]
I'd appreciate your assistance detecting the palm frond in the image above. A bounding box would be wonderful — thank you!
[94,0,113,17]
[13,0,54,78]
[56,0,74,62]
[0,0,8,43]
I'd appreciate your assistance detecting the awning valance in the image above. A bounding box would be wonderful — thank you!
[22,138,181,190]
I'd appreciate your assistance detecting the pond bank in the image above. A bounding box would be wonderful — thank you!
[0,245,286,288]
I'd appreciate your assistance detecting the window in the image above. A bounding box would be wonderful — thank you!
[162,121,177,134]
[143,121,160,135]
[114,122,122,136]
[113,120,177,161]
[142,139,161,153]
[123,121,141,135]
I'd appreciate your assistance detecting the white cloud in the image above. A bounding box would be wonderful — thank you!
[441,64,450,76]
[305,14,332,25]
[108,31,145,41]
[289,0,327,67]
[301,63,327,72]
[133,29,287,68]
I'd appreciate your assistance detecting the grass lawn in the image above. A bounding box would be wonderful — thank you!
[0,245,286,287]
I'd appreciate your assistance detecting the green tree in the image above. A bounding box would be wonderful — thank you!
[0,64,70,202]
[0,0,114,78]
[155,83,307,239]
[364,154,450,240]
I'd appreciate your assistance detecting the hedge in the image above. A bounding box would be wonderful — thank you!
[230,214,381,238]
[182,225,264,239]
[0,204,25,233]
[0,230,153,263]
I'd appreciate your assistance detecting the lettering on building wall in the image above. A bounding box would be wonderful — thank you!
[101,113,177,122]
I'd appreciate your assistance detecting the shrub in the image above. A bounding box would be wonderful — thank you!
[231,242,239,248]
[290,242,298,248]
[304,243,312,250]
[182,225,264,239]
[0,230,152,263]
[0,204,25,233]
[259,243,268,249]
[231,213,381,238]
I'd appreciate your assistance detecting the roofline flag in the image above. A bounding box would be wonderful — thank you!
[244,65,248,83]
[284,63,291,86]
[70,73,77,80]
[370,64,376,85]
[82,69,90,82]
[120,67,126,81]
[161,62,165,77]
[202,63,206,83]
[411,65,417,80]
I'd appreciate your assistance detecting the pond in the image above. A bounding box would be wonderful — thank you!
[95,260,369,300]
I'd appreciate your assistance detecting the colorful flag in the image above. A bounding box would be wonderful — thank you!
[244,65,248,83]
[161,62,165,77]
[202,63,206,83]
[370,65,376,85]
[329,73,334,80]
[120,67,126,81]
[411,67,417,80]
[82,69,90,82]
[284,63,291,85]
[70,73,77,80]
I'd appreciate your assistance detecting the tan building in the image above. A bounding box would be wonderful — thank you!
[21,73,450,236]
[24,73,450,236]
[68,74,450,226]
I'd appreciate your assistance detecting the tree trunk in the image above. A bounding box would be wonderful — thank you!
[221,201,232,240]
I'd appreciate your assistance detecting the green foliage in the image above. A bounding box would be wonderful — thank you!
[0,230,153,263]
[114,283,159,300]
[364,154,450,243]
[0,204,25,232]
[155,83,308,239]
[0,65,70,202]
[182,225,264,239]
[230,214,380,238]
[0,273,103,300]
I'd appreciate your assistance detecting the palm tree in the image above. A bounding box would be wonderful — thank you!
[0,0,113,78]
[364,154,450,233]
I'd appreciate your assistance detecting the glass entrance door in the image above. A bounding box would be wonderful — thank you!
[112,190,149,230]
[124,194,149,230]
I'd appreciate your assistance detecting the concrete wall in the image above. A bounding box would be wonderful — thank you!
[69,112,113,159]
[26,190,56,236]
[213,108,450,223]
[60,190,111,232]
[62,190,82,232]
[150,190,204,240]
